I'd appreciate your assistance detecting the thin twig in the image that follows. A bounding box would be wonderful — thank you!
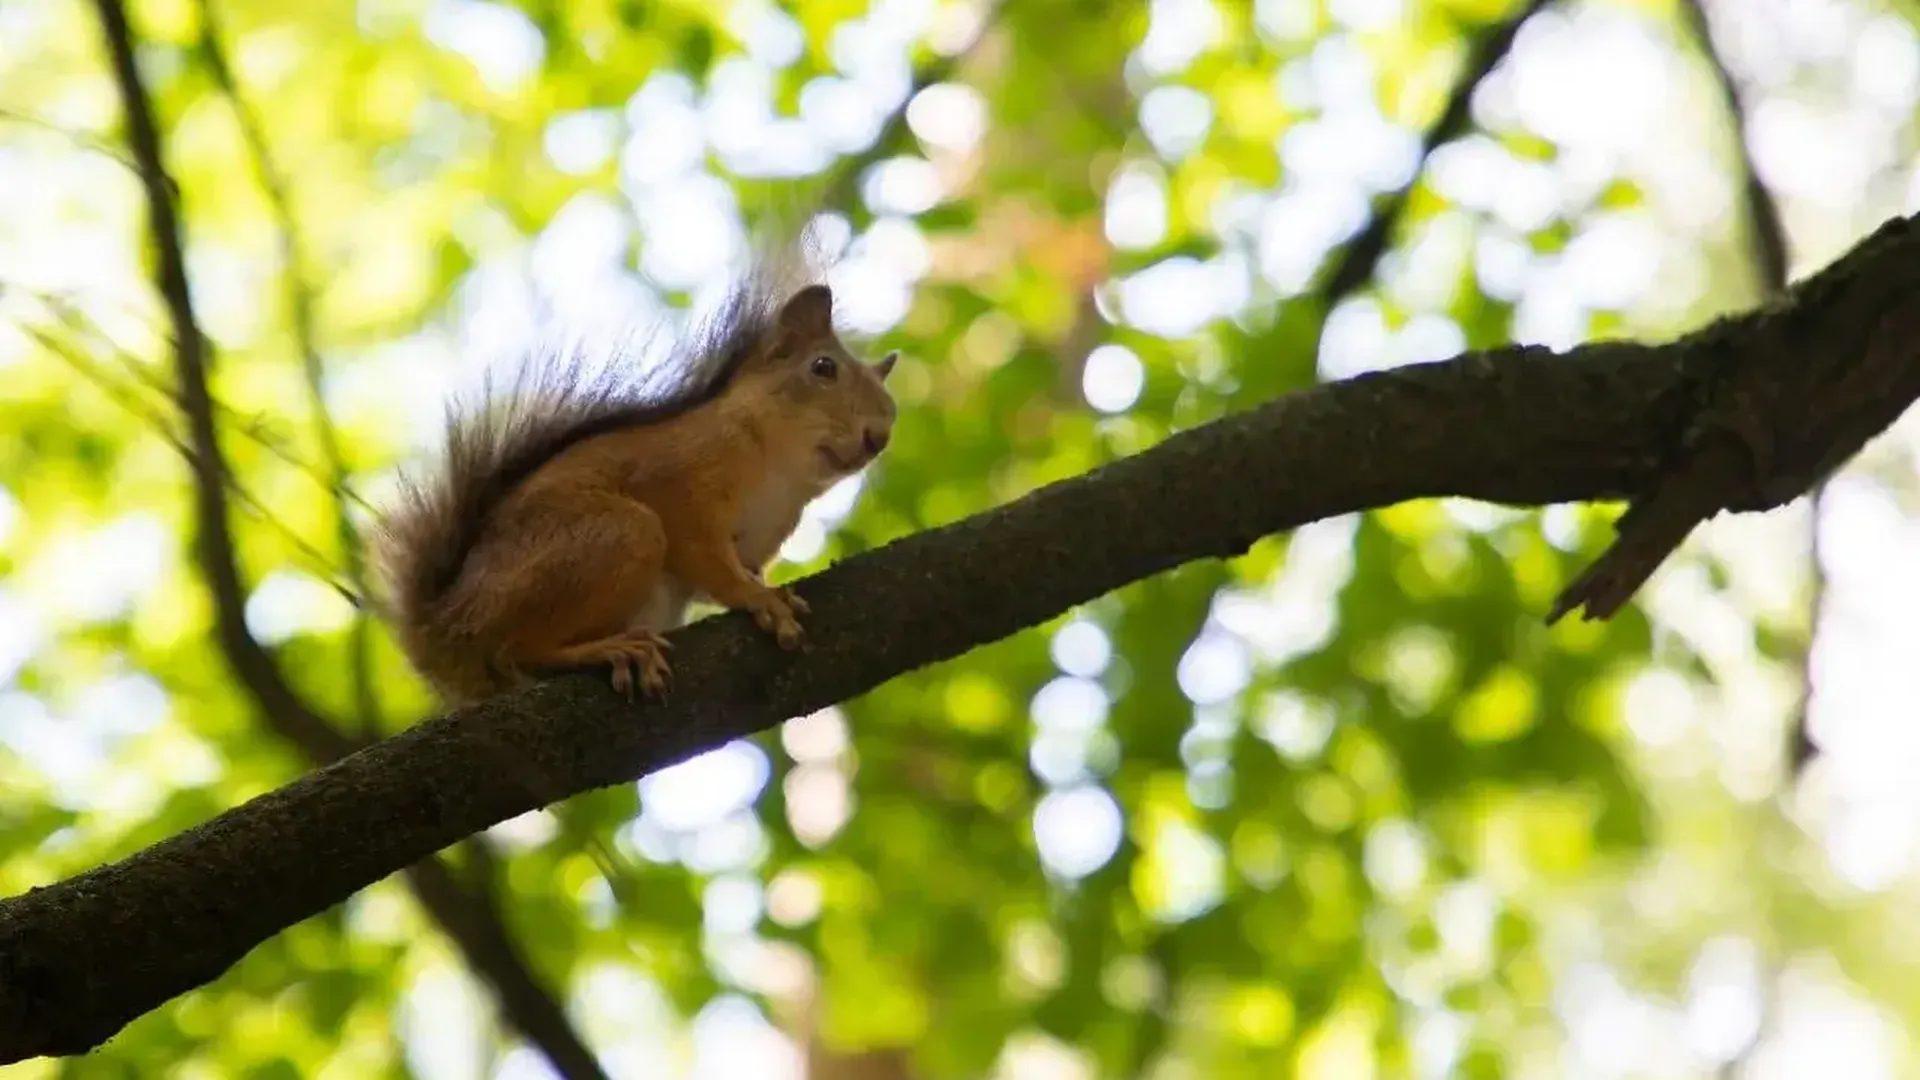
[1789,504,1826,772]
[6,286,367,595]
[193,0,381,734]
[0,105,176,195]
[19,285,380,515]
[84,2,609,1076]
[1316,0,1555,307]
[20,320,356,597]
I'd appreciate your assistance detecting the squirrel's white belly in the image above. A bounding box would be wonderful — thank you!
[628,577,695,632]
[625,474,817,633]
[732,472,814,569]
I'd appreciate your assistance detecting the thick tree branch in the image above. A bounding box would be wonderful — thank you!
[83,1,607,1076]
[9,209,1920,1061]
[1316,0,1553,306]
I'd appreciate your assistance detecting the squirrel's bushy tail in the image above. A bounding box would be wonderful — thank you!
[371,246,825,706]
[370,350,648,704]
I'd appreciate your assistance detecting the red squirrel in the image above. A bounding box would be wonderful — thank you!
[372,266,898,705]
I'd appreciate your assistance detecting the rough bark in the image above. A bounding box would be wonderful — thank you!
[6,208,1920,1061]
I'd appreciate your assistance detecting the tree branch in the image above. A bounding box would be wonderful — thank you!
[10,207,1920,1061]
[1316,0,1554,306]
[82,1,607,1075]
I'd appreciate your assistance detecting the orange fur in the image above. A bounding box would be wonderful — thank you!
[373,281,898,705]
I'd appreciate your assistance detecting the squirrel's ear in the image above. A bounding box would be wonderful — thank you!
[776,284,835,339]
[875,351,898,380]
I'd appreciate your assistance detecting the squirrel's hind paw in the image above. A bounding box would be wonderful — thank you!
[594,632,675,700]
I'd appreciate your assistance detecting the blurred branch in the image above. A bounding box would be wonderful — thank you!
[1316,0,1554,307]
[18,318,352,595]
[15,208,1920,1059]
[86,0,323,747]
[1676,0,1818,775]
[1678,0,1789,292]
[32,287,381,518]
[1717,971,1776,1080]
[193,0,382,735]
[399,860,603,1075]
[1791,503,1830,773]
[5,285,373,604]
[0,105,176,197]
[80,2,608,1077]
[815,0,1002,216]
[1671,23,1799,1070]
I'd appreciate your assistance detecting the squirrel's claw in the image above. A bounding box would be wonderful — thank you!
[598,632,674,701]
[777,587,812,652]
[748,588,808,651]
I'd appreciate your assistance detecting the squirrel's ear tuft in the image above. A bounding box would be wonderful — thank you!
[876,351,898,380]
[776,284,834,339]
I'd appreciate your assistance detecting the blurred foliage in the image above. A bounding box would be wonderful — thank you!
[5,0,1920,1077]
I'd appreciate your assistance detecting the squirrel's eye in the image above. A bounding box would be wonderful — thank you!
[810,355,838,380]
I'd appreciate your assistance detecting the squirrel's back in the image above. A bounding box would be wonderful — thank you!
[371,266,815,704]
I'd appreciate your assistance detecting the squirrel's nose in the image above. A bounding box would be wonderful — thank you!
[863,427,891,456]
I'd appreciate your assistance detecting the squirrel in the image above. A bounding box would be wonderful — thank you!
[370,267,898,706]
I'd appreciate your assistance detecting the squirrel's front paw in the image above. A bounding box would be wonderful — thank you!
[746,587,808,651]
